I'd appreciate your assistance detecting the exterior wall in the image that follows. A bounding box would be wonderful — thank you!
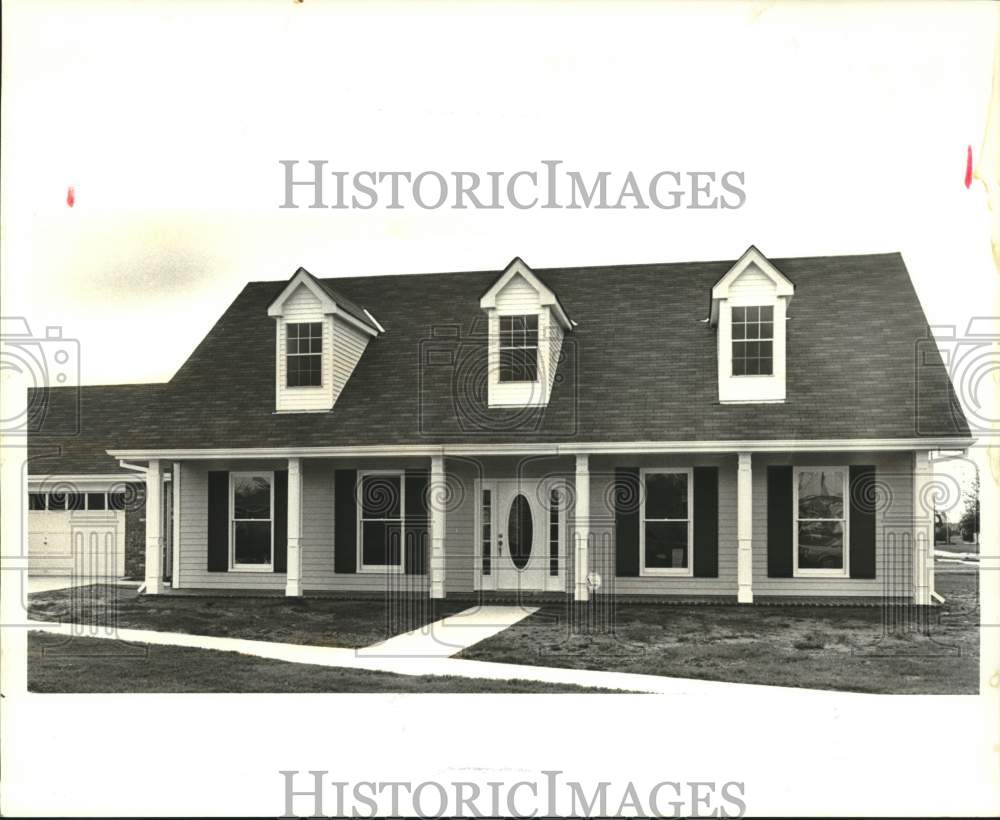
[124,487,146,579]
[330,317,370,406]
[171,451,915,599]
[589,453,738,596]
[751,450,914,597]
[177,459,287,591]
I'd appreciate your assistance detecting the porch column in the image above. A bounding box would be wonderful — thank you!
[285,457,303,597]
[737,452,753,604]
[429,455,446,599]
[144,459,163,595]
[913,450,934,606]
[574,454,590,602]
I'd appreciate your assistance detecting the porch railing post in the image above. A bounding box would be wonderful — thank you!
[574,454,590,602]
[144,459,162,595]
[430,455,446,599]
[737,452,753,604]
[286,457,303,597]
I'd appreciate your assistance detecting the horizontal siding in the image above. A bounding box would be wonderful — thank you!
[590,454,737,595]
[728,262,773,296]
[174,452,916,599]
[330,317,369,405]
[177,460,286,590]
[494,274,538,312]
[752,451,913,597]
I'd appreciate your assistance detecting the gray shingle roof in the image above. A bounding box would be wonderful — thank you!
[28,252,971,471]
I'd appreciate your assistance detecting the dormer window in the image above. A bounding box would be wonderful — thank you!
[710,246,794,404]
[732,306,773,376]
[479,258,574,408]
[499,315,539,383]
[267,267,381,413]
[287,322,323,387]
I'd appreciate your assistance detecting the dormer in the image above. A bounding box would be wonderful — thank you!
[710,246,794,404]
[267,267,382,413]
[479,257,574,408]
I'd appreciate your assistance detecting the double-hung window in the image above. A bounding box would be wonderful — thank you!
[794,467,848,576]
[358,471,404,572]
[286,322,323,387]
[231,471,273,570]
[498,314,539,383]
[640,468,693,575]
[732,305,774,376]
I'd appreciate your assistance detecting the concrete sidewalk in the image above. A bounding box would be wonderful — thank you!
[27,617,872,697]
[358,605,538,658]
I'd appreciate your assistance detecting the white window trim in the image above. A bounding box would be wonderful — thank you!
[356,469,406,574]
[792,465,850,578]
[639,467,694,577]
[229,470,275,572]
[730,304,775,378]
[285,320,324,389]
[497,312,541,385]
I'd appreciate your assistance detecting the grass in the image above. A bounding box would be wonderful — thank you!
[458,570,980,694]
[26,632,621,693]
[28,585,469,649]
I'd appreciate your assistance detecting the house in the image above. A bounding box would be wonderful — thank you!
[26,247,973,604]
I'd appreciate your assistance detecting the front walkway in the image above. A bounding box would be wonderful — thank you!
[27,608,873,697]
[357,605,538,658]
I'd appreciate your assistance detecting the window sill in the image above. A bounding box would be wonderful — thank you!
[640,568,694,578]
[358,565,405,574]
[793,570,850,579]
[229,565,275,573]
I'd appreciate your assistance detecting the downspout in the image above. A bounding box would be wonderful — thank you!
[925,447,970,606]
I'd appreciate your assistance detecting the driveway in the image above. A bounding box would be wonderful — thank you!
[27,576,139,594]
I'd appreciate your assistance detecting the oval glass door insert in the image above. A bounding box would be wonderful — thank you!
[507,494,533,570]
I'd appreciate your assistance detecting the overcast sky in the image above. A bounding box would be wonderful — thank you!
[3,0,996,499]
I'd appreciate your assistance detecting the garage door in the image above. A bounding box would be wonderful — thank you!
[28,510,126,579]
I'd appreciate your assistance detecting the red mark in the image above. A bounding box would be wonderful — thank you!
[964,146,973,189]
[66,186,75,207]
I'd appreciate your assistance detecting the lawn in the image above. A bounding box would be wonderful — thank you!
[458,570,980,694]
[27,632,619,693]
[28,585,469,649]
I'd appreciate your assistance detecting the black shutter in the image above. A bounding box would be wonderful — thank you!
[207,471,229,572]
[404,470,429,575]
[614,468,640,577]
[767,466,794,578]
[273,470,288,573]
[849,465,877,579]
[334,470,357,574]
[693,467,719,578]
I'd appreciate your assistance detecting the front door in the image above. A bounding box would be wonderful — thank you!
[493,479,551,592]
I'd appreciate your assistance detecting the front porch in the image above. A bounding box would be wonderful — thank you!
[134,447,937,605]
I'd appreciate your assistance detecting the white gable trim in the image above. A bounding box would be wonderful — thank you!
[268,268,338,318]
[268,268,380,337]
[710,246,794,325]
[480,257,573,330]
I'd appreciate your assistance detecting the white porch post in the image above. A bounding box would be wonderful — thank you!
[430,455,446,599]
[574,454,590,602]
[737,452,753,604]
[144,459,163,595]
[285,457,303,597]
[913,450,934,606]
[171,461,181,589]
